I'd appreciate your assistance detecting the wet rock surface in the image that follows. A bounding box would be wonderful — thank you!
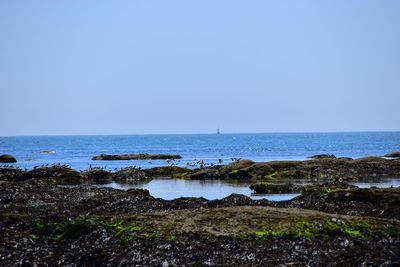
[0,176,399,266]
[190,157,400,181]
[249,182,358,194]
[143,166,193,178]
[113,167,148,183]
[309,154,337,159]
[92,153,183,160]
[0,154,17,163]
[3,154,399,184]
[385,152,400,158]
[250,182,301,193]
[279,187,400,219]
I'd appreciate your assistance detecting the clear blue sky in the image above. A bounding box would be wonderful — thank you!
[0,0,399,136]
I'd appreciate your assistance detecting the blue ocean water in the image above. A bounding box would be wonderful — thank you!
[0,132,399,171]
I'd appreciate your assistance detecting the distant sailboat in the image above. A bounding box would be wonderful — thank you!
[217,128,220,134]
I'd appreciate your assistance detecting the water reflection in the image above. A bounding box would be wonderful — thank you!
[352,177,400,188]
[97,176,400,201]
[99,179,299,201]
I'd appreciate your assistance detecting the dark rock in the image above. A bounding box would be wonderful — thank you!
[188,160,258,180]
[126,188,151,196]
[0,167,24,181]
[20,165,82,184]
[219,193,254,205]
[81,169,112,183]
[113,167,148,183]
[349,156,388,163]
[309,154,336,159]
[220,160,257,179]
[0,154,17,163]
[144,166,193,178]
[1,178,400,266]
[189,168,225,179]
[268,170,311,179]
[92,153,182,160]
[282,186,400,219]
[384,152,400,158]
[300,183,358,193]
[188,155,400,182]
[250,182,299,193]
[40,150,56,154]
[250,182,358,194]
[239,162,275,178]
[220,160,255,172]
[265,161,303,170]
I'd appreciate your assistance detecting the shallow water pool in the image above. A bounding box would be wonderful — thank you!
[98,179,300,201]
[96,176,400,201]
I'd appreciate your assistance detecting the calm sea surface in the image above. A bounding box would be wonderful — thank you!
[2,132,400,200]
[1,132,399,170]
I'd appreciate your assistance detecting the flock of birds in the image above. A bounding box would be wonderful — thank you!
[148,157,243,168]
[1,157,244,171]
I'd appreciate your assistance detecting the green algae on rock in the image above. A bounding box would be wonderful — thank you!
[144,166,193,178]
[1,177,400,266]
[250,182,359,194]
[189,155,400,182]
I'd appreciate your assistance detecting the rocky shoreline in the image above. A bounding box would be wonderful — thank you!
[1,155,400,266]
[188,156,400,182]
[1,154,400,184]
[0,177,399,266]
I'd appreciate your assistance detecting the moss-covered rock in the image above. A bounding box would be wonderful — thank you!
[250,182,299,193]
[266,170,310,179]
[92,206,400,239]
[144,166,193,178]
[220,160,255,172]
[231,162,275,179]
[349,156,389,163]
[265,161,303,170]
[303,158,351,167]
[300,183,357,193]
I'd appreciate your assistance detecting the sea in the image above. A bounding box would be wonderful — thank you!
[1,132,399,200]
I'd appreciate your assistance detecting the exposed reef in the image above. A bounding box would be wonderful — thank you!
[0,165,151,185]
[0,177,399,266]
[308,154,337,159]
[385,152,400,158]
[2,154,400,185]
[0,154,17,163]
[250,182,358,194]
[40,150,56,154]
[189,156,400,181]
[92,153,183,160]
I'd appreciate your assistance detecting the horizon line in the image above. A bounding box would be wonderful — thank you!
[1,130,400,138]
